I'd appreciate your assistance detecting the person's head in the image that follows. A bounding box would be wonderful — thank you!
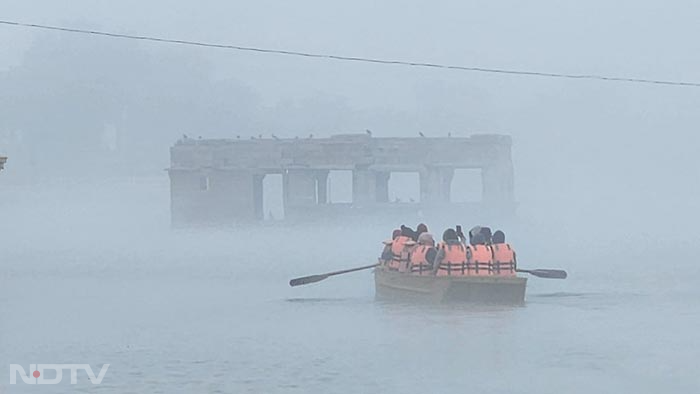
[416,223,428,234]
[492,230,505,244]
[480,227,492,244]
[472,232,486,245]
[442,228,458,242]
[418,232,435,246]
[392,229,401,240]
[469,226,482,238]
[468,226,480,244]
[400,225,414,238]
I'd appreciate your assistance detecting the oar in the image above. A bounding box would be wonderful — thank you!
[289,263,380,287]
[516,269,567,279]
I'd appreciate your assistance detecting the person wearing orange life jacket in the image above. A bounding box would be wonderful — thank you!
[466,232,493,276]
[398,239,418,273]
[433,229,468,276]
[479,227,493,245]
[408,232,437,275]
[380,229,401,267]
[403,223,430,271]
[468,225,482,245]
[491,230,516,276]
[415,223,428,240]
[388,225,413,271]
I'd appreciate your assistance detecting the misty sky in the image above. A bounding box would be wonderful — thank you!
[1,0,699,239]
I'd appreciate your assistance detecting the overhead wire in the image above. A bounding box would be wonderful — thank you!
[1,19,699,88]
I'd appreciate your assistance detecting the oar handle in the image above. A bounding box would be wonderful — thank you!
[325,263,380,277]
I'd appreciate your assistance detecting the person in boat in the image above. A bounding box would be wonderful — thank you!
[455,225,467,243]
[491,230,516,276]
[433,228,468,276]
[402,224,419,241]
[471,232,487,245]
[380,229,401,265]
[468,226,481,245]
[466,231,493,276]
[415,223,429,240]
[408,232,437,275]
[479,226,493,245]
[387,225,414,271]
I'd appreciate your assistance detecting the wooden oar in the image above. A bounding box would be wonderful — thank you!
[289,263,380,287]
[516,269,567,279]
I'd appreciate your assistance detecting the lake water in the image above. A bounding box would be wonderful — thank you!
[1,179,698,393]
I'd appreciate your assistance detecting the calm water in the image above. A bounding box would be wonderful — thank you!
[1,180,699,393]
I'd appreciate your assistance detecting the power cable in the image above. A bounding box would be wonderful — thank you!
[1,19,699,87]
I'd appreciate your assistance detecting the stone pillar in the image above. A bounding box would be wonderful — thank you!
[283,169,318,211]
[440,168,454,203]
[420,167,453,203]
[375,171,390,203]
[315,170,329,204]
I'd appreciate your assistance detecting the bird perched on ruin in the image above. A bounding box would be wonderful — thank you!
[182,134,189,140]
[236,135,241,139]
[272,134,280,140]
[419,132,425,138]
[366,129,372,136]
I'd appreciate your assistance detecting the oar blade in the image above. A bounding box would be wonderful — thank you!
[289,274,330,287]
[526,269,568,279]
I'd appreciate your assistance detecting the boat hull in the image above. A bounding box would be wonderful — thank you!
[374,268,527,304]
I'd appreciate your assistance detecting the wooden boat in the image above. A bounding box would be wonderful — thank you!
[374,268,527,304]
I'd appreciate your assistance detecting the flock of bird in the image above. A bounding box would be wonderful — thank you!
[182,129,455,142]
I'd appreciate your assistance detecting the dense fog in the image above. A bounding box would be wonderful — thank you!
[1,1,699,392]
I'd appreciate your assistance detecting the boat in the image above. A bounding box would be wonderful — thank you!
[374,267,527,304]
[290,258,561,303]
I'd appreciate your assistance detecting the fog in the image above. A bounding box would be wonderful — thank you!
[1,1,699,392]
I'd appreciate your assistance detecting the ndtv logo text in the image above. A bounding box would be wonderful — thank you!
[10,364,110,385]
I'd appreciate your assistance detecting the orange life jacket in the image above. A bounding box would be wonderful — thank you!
[389,235,412,271]
[492,243,516,276]
[436,242,468,276]
[467,244,493,276]
[409,245,434,275]
[398,242,417,273]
